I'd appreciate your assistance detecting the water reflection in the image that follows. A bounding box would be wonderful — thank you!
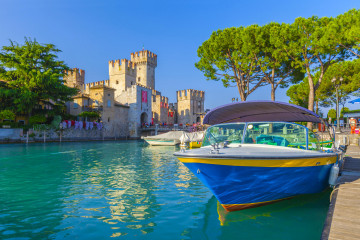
[182,190,331,240]
[0,141,330,240]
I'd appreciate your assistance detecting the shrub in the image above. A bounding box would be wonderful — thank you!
[29,114,47,125]
[51,115,62,129]
[0,110,15,121]
[78,111,100,118]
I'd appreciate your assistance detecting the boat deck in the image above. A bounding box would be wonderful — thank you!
[175,144,336,159]
[322,145,360,240]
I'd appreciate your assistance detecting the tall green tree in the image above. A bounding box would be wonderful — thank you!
[195,27,266,101]
[327,109,336,122]
[243,23,303,100]
[0,38,78,117]
[327,9,360,58]
[276,16,346,116]
[317,59,360,110]
[287,58,360,117]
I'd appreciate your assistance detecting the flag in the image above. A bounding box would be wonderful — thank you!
[142,90,148,103]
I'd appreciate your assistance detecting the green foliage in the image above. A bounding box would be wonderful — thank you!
[327,9,360,58]
[288,58,360,111]
[195,27,267,101]
[318,58,360,108]
[0,38,78,115]
[327,109,337,121]
[195,9,359,104]
[29,114,47,125]
[340,107,350,118]
[51,115,62,129]
[61,113,77,121]
[286,79,310,109]
[33,124,51,131]
[78,111,100,119]
[342,109,360,114]
[0,110,15,121]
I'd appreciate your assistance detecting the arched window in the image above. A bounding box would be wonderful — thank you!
[107,100,111,107]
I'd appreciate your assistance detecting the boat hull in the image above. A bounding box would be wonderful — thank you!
[178,155,337,211]
[145,139,180,146]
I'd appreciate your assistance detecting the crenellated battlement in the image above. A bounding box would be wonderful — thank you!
[130,50,157,67]
[177,89,205,101]
[85,80,110,90]
[135,83,152,90]
[161,96,168,103]
[64,68,85,78]
[152,89,161,96]
[64,68,85,88]
[109,58,136,77]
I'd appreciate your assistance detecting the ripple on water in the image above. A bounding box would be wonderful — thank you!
[0,141,330,240]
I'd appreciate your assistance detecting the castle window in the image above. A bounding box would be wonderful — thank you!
[108,94,110,96]
[153,95,156,102]
[107,100,111,107]
[139,68,141,70]
[108,117,110,122]
[116,81,119,84]
[138,77,141,82]
[74,100,78,109]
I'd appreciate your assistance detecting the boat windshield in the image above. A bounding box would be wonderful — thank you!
[202,123,245,147]
[202,122,321,151]
[244,122,320,151]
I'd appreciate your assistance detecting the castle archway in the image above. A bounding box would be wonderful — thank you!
[196,116,201,123]
[140,112,148,126]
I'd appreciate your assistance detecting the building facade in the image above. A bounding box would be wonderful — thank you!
[64,50,205,138]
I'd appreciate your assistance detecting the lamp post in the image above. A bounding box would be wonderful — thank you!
[331,77,343,133]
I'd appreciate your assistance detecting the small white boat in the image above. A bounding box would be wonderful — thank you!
[144,131,185,146]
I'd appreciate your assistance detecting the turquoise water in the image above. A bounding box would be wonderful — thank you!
[0,141,330,240]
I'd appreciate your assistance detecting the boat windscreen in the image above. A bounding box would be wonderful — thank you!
[202,123,245,147]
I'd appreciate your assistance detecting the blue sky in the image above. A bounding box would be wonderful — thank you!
[1,0,359,113]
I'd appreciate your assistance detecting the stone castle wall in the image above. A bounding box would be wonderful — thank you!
[64,68,85,88]
[63,50,204,137]
[176,89,205,125]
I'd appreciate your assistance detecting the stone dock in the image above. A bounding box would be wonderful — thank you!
[321,145,360,240]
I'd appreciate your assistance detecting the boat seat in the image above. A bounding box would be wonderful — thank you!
[256,135,289,147]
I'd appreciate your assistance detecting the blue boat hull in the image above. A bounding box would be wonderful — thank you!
[181,157,336,211]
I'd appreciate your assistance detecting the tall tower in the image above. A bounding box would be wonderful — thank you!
[108,59,136,92]
[64,68,85,88]
[176,89,205,125]
[131,50,157,89]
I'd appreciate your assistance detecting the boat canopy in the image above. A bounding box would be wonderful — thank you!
[203,101,321,125]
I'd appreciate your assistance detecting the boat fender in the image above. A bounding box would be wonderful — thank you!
[329,164,339,187]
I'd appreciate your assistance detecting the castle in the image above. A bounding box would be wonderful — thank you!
[64,50,205,138]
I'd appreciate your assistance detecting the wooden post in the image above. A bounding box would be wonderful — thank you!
[26,131,29,144]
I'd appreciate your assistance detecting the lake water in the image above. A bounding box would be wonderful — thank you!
[0,141,330,240]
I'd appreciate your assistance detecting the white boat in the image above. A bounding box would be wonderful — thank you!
[144,131,185,146]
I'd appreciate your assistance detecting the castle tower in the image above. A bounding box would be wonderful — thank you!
[64,68,85,88]
[108,59,136,93]
[176,89,205,125]
[131,50,157,89]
